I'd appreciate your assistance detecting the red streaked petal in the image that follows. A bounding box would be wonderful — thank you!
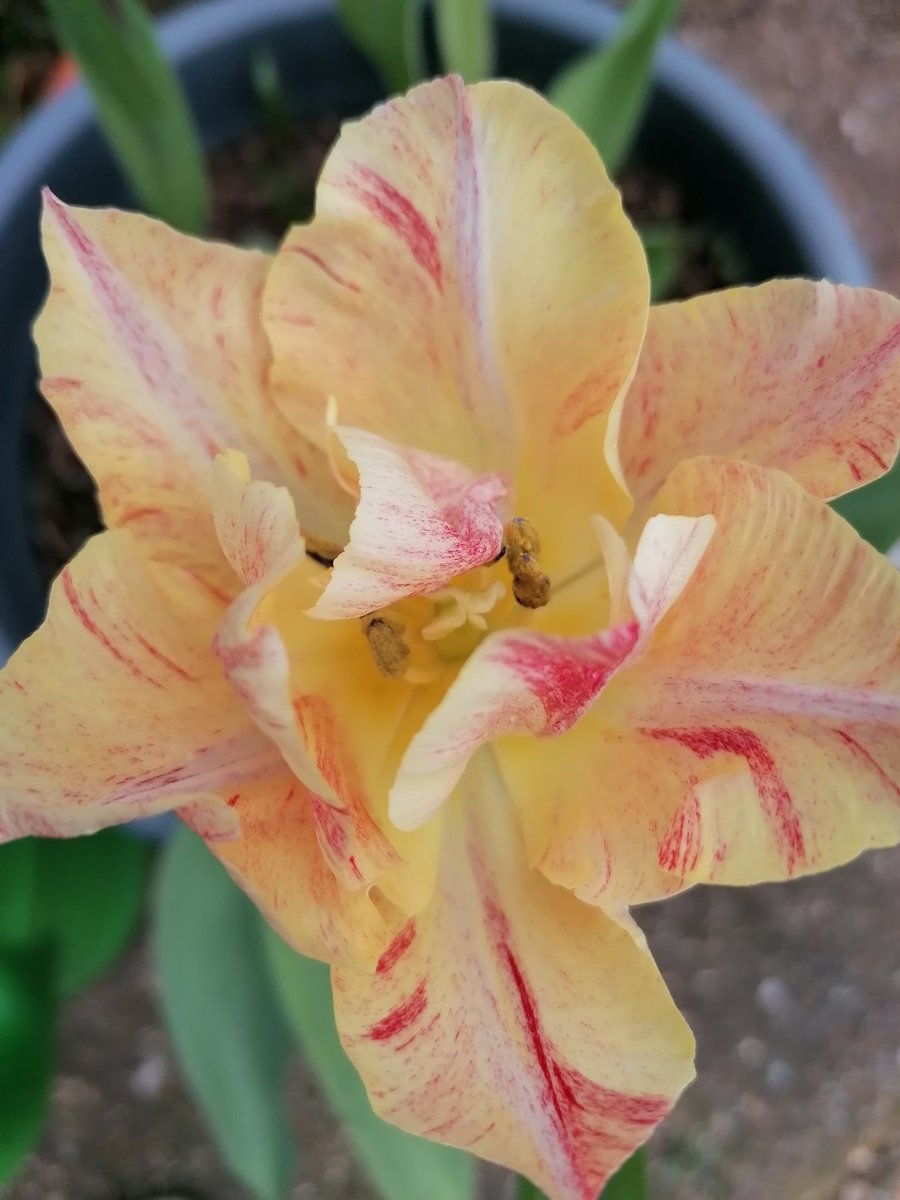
[310,425,506,620]
[334,756,694,1200]
[614,281,900,505]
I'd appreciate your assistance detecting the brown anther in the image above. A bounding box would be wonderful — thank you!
[503,518,551,609]
[362,616,410,678]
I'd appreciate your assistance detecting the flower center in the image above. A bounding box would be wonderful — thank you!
[358,518,549,682]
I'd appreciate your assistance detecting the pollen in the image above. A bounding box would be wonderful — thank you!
[503,517,550,609]
[362,616,410,678]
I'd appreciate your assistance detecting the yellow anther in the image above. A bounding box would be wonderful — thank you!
[503,517,551,609]
[362,616,410,678]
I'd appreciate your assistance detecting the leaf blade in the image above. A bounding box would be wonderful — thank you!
[0,944,56,1184]
[547,0,682,173]
[154,826,294,1200]
[0,831,150,998]
[41,0,208,232]
[336,0,424,93]
[263,926,475,1200]
[434,0,495,82]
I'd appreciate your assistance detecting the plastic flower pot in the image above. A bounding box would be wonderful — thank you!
[0,0,872,663]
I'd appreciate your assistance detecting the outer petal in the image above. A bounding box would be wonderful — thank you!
[334,754,694,1200]
[265,77,648,578]
[0,531,275,841]
[210,454,440,918]
[613,281,900,505]
[34,195,328,595]
[311,426,506,620]
[389,514,714,831]
[209,766,403,964]
[513,458,900,907]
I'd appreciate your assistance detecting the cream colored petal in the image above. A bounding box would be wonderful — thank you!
[210,453,441,913]
[335,753,694,1200]
[513,458,900,906]
[265,77,648,579]
[613,281,900,506]
[311,426,506,620]
[0,531,274,842]
[35,195,337,596]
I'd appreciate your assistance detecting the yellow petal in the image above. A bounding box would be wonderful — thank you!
[34,194,327,596]
[0,531,274,841]
[264,77,648,579]
[210,453,440,914]
[613,281,900,506]
[334,752,694,1200]
[515,457,900,906]
[209,767,402,964]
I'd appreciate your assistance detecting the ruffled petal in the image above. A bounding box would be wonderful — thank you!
[513,458,900,906]
[334,755,694,1200]
[207,766,403,964]
[265,77,648,578]
[210,453,440,913]
[0,531,275,841]
[310,426,506,620]
[34,195,333,597]
[613,281,900,506]
[389,514,713,831]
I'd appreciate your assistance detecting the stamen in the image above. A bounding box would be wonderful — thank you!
[503,517,551,609]
[362,616,410,678]
[421,581,506,642]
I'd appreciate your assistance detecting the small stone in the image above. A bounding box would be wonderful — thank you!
[846,1144,877,1175]
[737,1035,767,1068]
[756,976,791,1019]
[130,1053,167,1099]
[765,1058,793,1092]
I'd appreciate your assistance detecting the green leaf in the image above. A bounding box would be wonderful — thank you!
[41,0,208,233]
[0,944,56,1184]
[0,831,150,998]
[547,0,682,174]
[154,827,295,1200]
[640,223,683,302]
[515,1148,647,1200]
[336,0,424,93]
[832,456,900,552]
[434,0,494,82]
[602,1149,648,1200]
[263,926,475,1200]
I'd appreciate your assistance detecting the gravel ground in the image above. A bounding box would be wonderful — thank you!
[6,2,900,1199]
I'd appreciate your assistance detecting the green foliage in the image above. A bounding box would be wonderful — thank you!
[0,944,56,1183]
[263,926,476,1200]
[832,457,900,553]
[641,223,683,302]
[154,827,295,1200]
[337,0,424,93]
[434,0,494,82]
[0,831,149,1182]
[41,0,208,233]
[0,831,150,998]
[603,1149,648,1199]
[548,0,682,174]
[516,1148,647,1200]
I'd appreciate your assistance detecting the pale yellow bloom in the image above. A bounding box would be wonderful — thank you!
[2,77,899,1198]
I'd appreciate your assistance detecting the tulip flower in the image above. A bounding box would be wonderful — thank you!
[1,76,898,1199]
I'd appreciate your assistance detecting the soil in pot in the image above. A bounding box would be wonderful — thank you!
[25,112,739,589]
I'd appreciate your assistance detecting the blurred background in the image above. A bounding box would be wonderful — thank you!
[1,2,899,1199]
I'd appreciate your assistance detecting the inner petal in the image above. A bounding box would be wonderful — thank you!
[309,423,508,621]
